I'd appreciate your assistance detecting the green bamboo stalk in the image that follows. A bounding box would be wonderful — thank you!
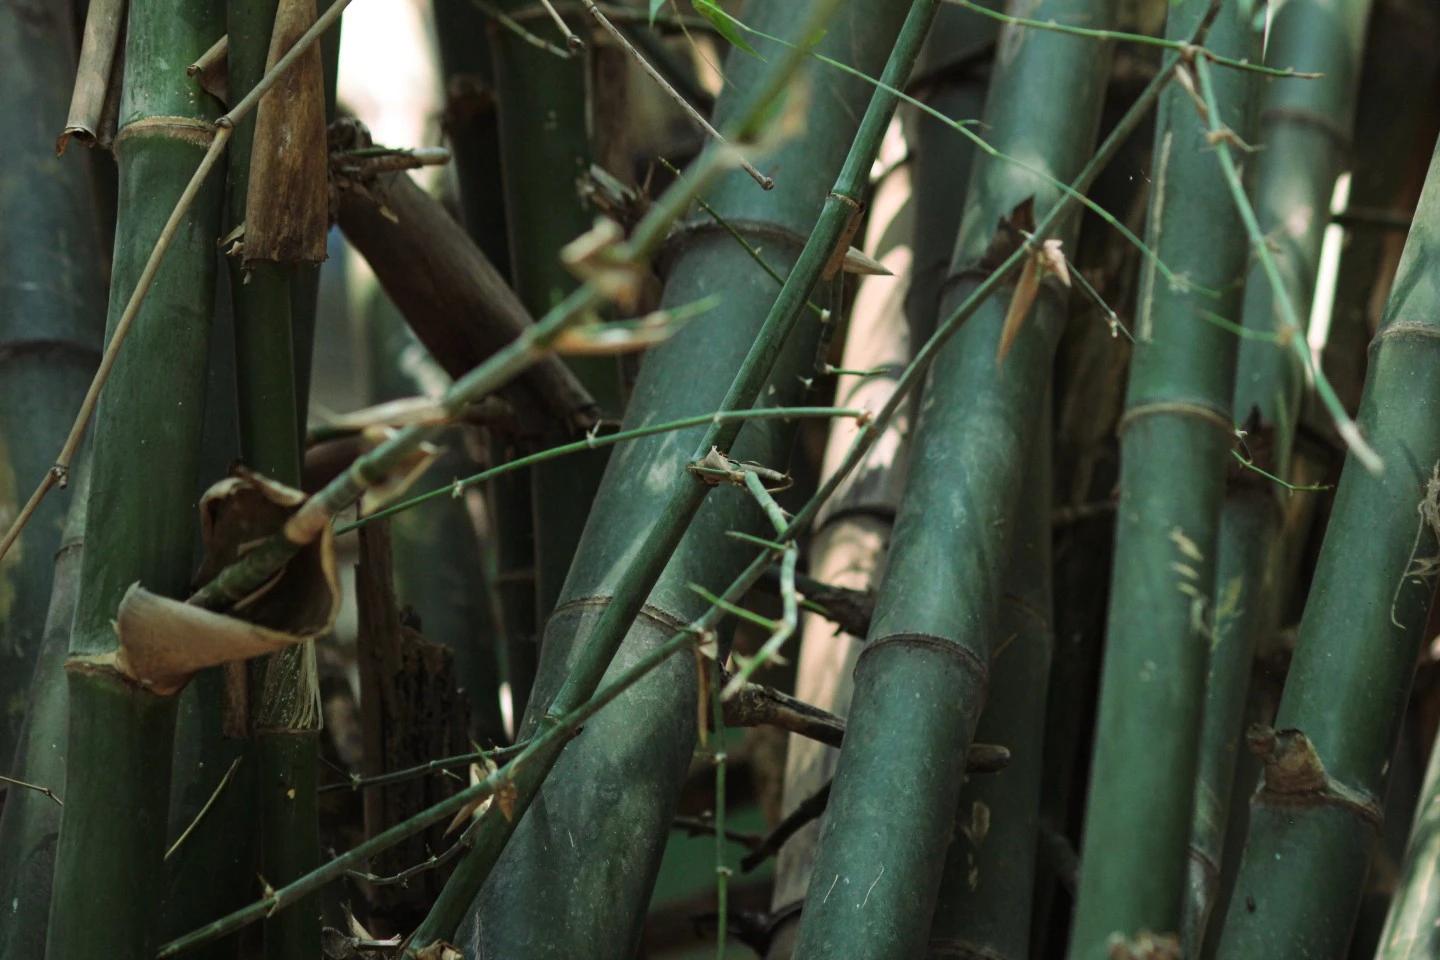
[1322,0,1438,418]
[45,2,228,955]
[792,3,1115,956]
[488,0,624,634]
[159,219,254,960]
[1212,126,1440,960]
[224,5,322,957]
[1190,0,1372,945]
[421,3,926,954]
[1067,4,1260,957]
[0,0,106,769]
[0,463,87,960]
[928,407,1052,960]
[433,0,510,273]
[1375,720,1440,959]
[766,14,993,951]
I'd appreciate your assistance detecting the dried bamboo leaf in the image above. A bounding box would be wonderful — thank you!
[58,0,126,153]
[242,0,329,264]
[111,469,340,694]
[997,254,1040,365]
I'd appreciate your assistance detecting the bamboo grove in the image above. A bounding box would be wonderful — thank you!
[3,0,1440,957]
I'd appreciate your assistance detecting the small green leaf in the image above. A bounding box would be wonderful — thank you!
[648,0,666,26]
[691,0,760,57]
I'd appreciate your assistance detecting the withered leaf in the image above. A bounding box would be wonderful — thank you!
[996,254,1040,366]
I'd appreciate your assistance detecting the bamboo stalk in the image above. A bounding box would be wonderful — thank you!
[765,142,919,960]
[764,9,996,941]
[42,1,229,956]
[0,465,87,960]
[1190,0,1372,944]
[1212,119,1440,960]
[1067,3,1260,957]
[0,0,107,775]
[225,4,325,956]
[929,408,1053,959]
[418,3,925,954]
[484,0,625,638]
[790,3,1114,955]
[1375,721,1440,958]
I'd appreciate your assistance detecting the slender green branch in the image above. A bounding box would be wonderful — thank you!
[341,406,863,532]
[721,474,799,699]
[1193,54,1381,473]
[1230,450,1332,492]
[722,8,1207,296]
[318,742,530,794]
[946,0,1319,78]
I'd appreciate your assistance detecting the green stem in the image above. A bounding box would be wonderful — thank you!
[1068,4,1259,956]
[342,407,864,532]
[1212,122,1440,960]
[45,1,229,956]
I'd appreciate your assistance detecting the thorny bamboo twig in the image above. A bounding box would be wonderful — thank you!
[725,10,1201,295]
[319,742,531,794]
[947,0,1321,78]
[342,407,866,532]
[0,773,62,806]
[584,1,773,189]
[1192,54,1382,473]
[0,0,355,566]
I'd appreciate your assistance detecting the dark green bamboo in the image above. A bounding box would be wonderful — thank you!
[766,157,917,960]
[1189,0,1371,944]
[428,2,923,953]
[363,284,506,744]
[792,3,1114,956]
[160,231,254,960]
[1375,722,1440,959]
[488,0,623,630]
[43,1,226,956]
[433,0,510,274]
[1067,4,1259,957]
[767,13,993,953]
[0,464,86,960]
[0,0,106,768]
[224,4,320,957]
[928,409,1052,960]
[1213,132,1440,960]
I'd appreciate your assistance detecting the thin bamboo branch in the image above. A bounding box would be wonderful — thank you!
[946,0,1318,78]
